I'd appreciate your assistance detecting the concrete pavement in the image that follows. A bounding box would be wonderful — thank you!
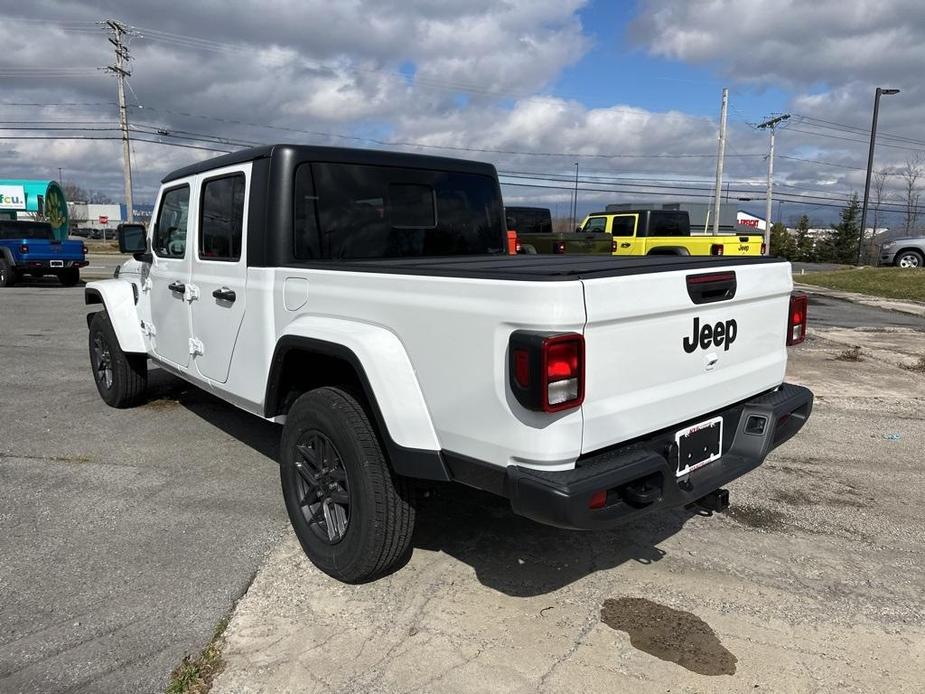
[211,304,925,692]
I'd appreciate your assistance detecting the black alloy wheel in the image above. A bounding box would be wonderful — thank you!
[293,431,351,544]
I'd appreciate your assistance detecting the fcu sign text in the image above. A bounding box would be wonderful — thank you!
[0,185,25,210]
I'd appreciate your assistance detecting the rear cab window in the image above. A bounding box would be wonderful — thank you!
[0,222,54,240]
[293,162,505,259]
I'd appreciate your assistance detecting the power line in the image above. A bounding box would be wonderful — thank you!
[0,134,232,153]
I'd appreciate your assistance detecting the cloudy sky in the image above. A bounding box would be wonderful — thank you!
[2,0,924,226]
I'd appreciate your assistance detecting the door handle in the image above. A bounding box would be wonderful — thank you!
[168,281,186,294]
[212,287,236,303]
[620,242,631,248]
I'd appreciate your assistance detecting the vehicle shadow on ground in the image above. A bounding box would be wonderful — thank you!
[142,368,693,596]
[412,482,697,597]
[146,366,280,461]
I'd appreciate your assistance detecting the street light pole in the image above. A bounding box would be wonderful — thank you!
[858,87,900,265]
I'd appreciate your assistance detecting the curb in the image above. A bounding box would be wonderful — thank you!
[795,283,925,319]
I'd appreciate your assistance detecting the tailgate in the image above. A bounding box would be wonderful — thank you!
[20,240,84,262]
[580,260,792,454]
[721,235,762,255]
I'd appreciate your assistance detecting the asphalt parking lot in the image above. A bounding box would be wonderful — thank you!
[2,283,924,693]
[0,284,288,693]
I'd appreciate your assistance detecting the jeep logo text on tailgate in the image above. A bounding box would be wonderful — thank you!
[683,317,737,353]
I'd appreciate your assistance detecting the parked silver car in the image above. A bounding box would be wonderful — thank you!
[879,237,925,268]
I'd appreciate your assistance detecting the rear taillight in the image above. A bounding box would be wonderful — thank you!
[82,244,88,255]
[20,243,29,254]
[787,293,808,345]
[760,242,767,256]
[553,241,567,254]
[509,331,585,413]
[710,243,724,256]
[507,230,518,256]
[611,239,618,253]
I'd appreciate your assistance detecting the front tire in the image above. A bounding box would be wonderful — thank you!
[280,387,415,583]
[88,311,147,407]
[0,258,15,287]
[895,249,923,268]
[59,268,80,286]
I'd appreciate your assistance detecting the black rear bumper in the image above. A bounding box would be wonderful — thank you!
[449,383,813,530]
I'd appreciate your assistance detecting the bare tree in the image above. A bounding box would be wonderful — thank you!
[867,168,890,262]
[899,154,923,235]
[61,182,88,202]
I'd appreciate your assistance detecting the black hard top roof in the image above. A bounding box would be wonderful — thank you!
[161,144,497,183]
[587,209,686,216]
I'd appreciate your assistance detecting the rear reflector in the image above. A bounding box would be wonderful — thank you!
[710,243,724,256]
[513,349,530,388]
[20,243,29,254]
[588,489,608,510]
[509,331,585,413]
[787,293,808,345]
[553,241,567,254]
[761,242,767,256]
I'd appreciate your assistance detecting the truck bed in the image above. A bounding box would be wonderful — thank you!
[289,254,786,281]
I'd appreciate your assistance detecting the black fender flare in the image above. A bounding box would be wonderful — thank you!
[265,336,451,482]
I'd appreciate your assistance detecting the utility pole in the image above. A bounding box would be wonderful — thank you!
[858,87,900,265]
[571,161,579,231]
[757,114,790,255]
[102,20,136,222]
[711,88,728,235]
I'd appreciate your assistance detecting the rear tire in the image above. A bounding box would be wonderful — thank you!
[59,268,80,286]
[88,311,147,407]
[280,387,415,583]
[894,249,923,268]
[0,259,15,287]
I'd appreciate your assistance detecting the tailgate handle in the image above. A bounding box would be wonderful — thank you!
[686,271,737,304]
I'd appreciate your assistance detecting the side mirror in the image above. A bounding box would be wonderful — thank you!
[118,223,147,254]
[575,226,582,233]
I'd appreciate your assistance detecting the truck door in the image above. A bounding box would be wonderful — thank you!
[610,214,638,255]
[579,215,609,254]
[149,184,193,368]
[189,165,250,383]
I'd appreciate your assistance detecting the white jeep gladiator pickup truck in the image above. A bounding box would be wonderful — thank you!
[85,145,813,583]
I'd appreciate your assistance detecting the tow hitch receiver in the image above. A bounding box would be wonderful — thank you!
[691,488,730,513]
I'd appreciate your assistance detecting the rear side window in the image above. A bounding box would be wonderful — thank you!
[153,185,190,258]
[199,173,245,261]
[293,162,504,259]
[647,211,689,237]
[610,215,636,237]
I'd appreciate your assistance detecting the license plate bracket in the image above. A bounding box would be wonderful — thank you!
[50,260,64,268]
[675,416,723,477]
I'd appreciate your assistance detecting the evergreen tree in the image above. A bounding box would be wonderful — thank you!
[769,222,797,259]
[822,194,862,264]
[794,215,815,262]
